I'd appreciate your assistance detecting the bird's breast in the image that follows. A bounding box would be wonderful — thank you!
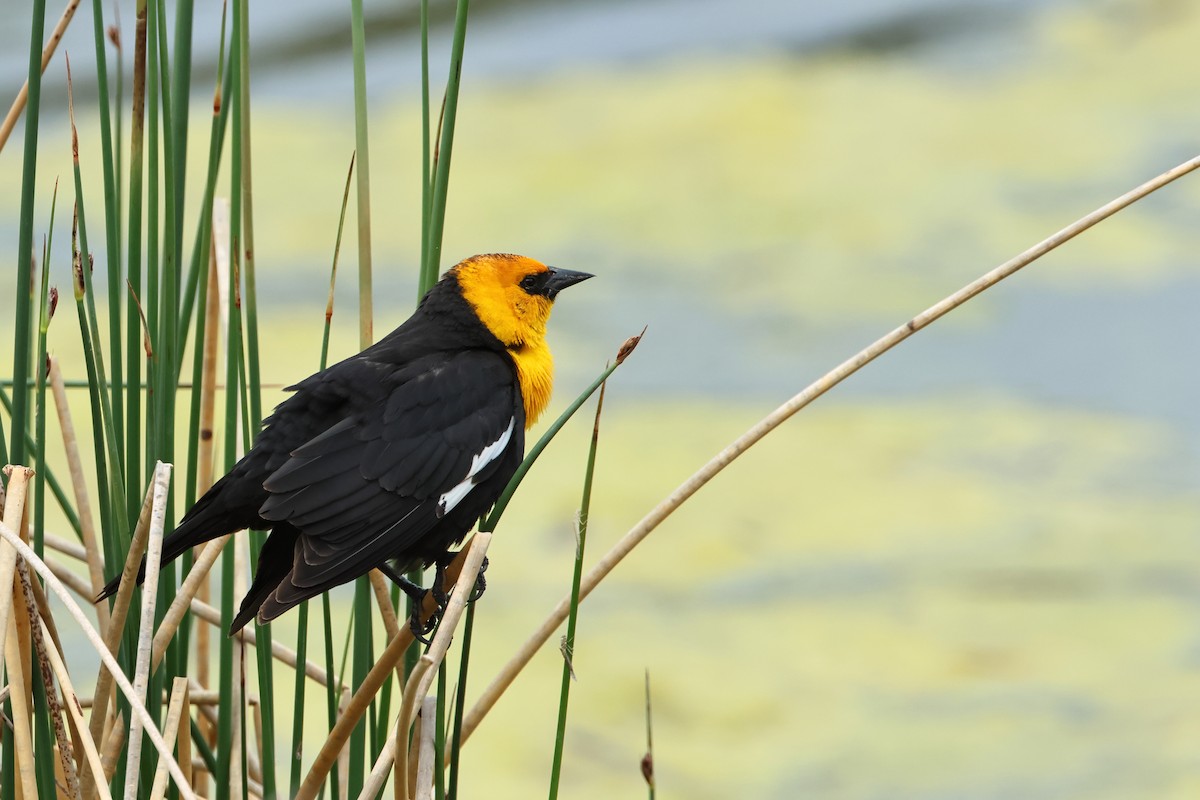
[507,339,553,428]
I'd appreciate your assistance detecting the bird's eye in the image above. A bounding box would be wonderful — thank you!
[519,274,539,292]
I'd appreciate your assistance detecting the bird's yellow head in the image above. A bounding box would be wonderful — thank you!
[451,254,592,426]
[452,254,591,348]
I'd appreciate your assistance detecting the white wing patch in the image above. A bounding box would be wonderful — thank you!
[437,418,515,518]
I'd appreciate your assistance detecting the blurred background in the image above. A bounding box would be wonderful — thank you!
[2,0,1199,797]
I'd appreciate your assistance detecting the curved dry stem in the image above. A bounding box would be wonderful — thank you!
[0,466,34,658]
[294,539,481,800]
[17,561,80,799]
[363,533,492,800]
[36,615,113,800]
[455,151,1200,750]
[413,695,438,800]
[149,678,191,800]
[124,461,172,796]
[1,465,36,797]
[151,533,230,671]
[50,355,107,630]
[0,0,82,154]
[90,473,158,746]
[0,517,198,800]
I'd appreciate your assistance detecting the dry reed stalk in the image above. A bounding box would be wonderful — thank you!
[11,482,36,734]
[37,616,112,800]
[54,746,71,800]
[44,531,87,561]
[123,462,172,799]
[453,151,1200,752]
[79,688,220,709]
[46,556,93,596]
[50,357,106,630]
[293,547,475,800]
[0,516,198,799]
[177,681,194,789]
[400,705,420,800]
[337,687,351,796]
[251,696,266,786]
[154,589,335,686]
[0,0,82,153]
[149,534,229,670]
[148,678,190,800]
[2,465,37,799]
[89,477,156,753]
[195,216,222,775]
[47,532,335,700]
[24,559,86,783]
[0,465,33,660]
[362,533,492,800]
[369,567,407,690]
[370,567,403,641]
[78,522,230,772]
[412,696,438,800]
[16,561,80,799]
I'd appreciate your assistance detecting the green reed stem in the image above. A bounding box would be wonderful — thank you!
[125,0,151,532]
[8,0,45,468]
[33,178,58,558]
[350,0,373,348]
[30,180,60,800]
[175,4,231,363]
[422,0,471,286]
[435,664,448,800]
[171,0,194,263]
[447,600,476,800]
[218,2,251,794]
[290,149,354,798]
[322,591,341,800]
[482,347,634,533]
[417,0,433,297]
[348,0,376,790]
[145,0,160,474]
[68,65,131,565]
[89,0,125,473]
[231,3,277,794]
[70,207,115,577]
[548,382,607,798]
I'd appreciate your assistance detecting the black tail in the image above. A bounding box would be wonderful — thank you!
[94,477,260,602]
[228,523,300,634]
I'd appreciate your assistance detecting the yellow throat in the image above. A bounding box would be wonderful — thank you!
[453,254,559,428]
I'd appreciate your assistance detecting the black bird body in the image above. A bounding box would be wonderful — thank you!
[98,255,592,632]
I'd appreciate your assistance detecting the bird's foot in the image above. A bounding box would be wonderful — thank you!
[380,564,443,645]
[431,558,450,610]
[408,601,441,645]
[469,556,489,602]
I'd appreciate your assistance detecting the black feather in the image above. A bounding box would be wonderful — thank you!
[96,269,528,633]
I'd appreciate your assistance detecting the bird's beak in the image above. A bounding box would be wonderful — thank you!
[543,267,594,300]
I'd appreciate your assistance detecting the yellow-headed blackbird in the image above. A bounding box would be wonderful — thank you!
[98,254,592,634]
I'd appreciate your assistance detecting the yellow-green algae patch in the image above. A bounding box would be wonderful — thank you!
[447,397,1198,799]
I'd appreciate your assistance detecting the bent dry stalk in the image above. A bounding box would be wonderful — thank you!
[452,151,1200,752]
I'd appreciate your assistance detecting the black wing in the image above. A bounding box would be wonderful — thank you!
[253,348,521,616]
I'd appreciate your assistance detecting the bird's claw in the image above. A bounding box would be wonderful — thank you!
[469,556,489,602]
[408,597,441,645]
[389,555,490,644]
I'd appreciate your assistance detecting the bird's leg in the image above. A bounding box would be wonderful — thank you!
[379,563,439,644]
[469,556,489,602]
[431,556,451,610]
